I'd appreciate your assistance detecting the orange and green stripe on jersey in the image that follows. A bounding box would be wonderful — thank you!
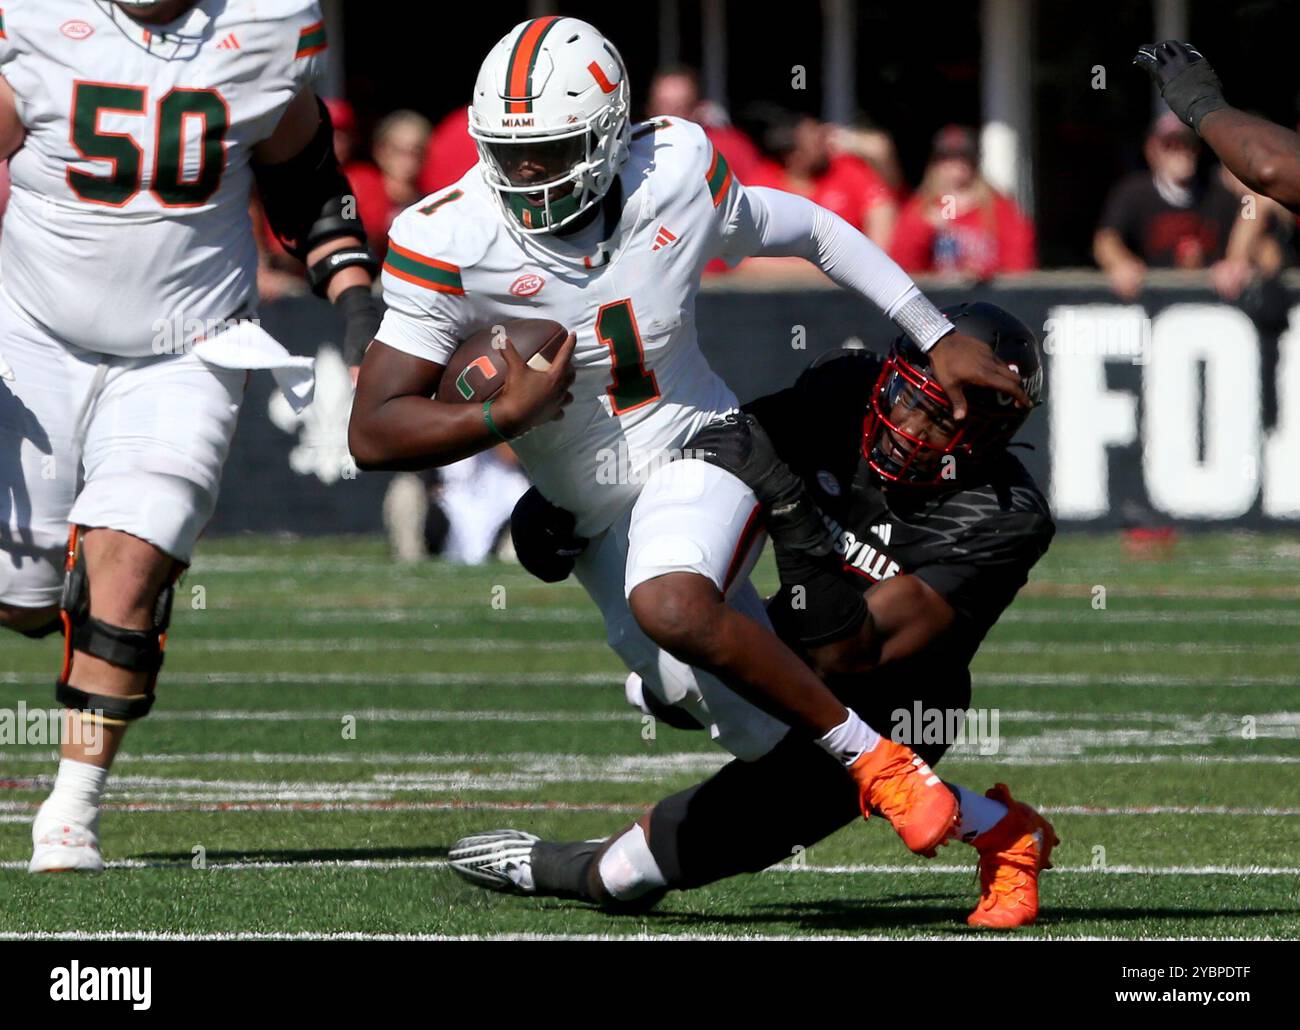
[706,144,733,207]
[504,16,561,113]
[295,20,327,59]
[418,189,464,216]
[383,242,464,295]
[0,10,7,40]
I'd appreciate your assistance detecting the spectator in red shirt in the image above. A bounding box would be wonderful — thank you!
[347,110,433,260]
[418,106,479,195]
[890,125,1035,278]
[745,106,898,247]
[324,97,358,165]
[646,66,763,186]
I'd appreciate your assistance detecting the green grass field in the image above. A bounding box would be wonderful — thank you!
[2,531,1298,940]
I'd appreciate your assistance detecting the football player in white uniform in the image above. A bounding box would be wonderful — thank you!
[0,0,382,872]
[350,17,1031,872]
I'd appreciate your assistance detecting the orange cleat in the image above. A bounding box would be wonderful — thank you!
[848,739,958,855]
[967,783,1060,929]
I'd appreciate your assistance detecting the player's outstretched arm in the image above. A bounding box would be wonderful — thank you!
[799,575,956,679]
[1199,110,1300,215]
[1135,40,1300,214]
[348,334,575,470]
[0,75,26,160]
[254,88,382,365]
[732,187,1029,417]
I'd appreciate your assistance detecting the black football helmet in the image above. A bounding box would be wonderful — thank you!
[863,301,1043,486]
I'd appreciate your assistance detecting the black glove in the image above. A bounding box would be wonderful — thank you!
[336,284,383,368]
[687,412,831,560]
[510,487,588,583]
[1134,41,1228,132]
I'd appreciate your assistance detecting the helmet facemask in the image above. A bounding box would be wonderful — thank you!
[472,101,628,234]
[863,346,1027,486]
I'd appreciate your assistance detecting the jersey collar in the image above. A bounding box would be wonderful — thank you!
[95,1,214,61]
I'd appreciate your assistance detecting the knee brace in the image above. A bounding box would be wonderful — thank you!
[55,529,178,724]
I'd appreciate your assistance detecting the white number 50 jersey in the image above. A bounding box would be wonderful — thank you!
[0,0,326,356]
[379,117,766,536]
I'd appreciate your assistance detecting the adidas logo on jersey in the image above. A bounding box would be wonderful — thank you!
[651,225,678,251]
[216,32,241,50]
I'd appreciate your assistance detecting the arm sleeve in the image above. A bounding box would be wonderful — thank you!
[770,549,870,648]
[722,185,955,350]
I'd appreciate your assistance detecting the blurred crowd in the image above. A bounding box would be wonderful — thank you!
[251,65,1045,299]
[246,64,1296,313]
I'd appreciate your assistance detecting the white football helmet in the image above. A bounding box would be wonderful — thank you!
[468,17,630,234]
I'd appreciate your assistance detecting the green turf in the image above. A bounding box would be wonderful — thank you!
[2,531,1298,939]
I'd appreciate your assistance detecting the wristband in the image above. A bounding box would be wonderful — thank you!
[483,398,511,442]
[893,292,954,352]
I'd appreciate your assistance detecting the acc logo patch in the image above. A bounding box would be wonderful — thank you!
[61,20,95,40]
[816,470,841,496]
[509,273,545,298]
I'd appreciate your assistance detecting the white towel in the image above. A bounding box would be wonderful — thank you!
[194,319,316,413]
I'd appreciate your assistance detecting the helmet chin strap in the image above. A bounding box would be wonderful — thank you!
[512,178,624,269]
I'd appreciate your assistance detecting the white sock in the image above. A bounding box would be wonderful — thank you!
[40,758,108,829]
[816,711,881,767]
[954,785,1008,843]
[597,824,667,901]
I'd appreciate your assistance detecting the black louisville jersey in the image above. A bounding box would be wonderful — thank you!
[745,348,1055,662]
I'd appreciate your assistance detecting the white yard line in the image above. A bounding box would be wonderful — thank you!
[182,605,1300,625]
[1,857,1295,876]
[0,705,637,722]
[5,671,1296,688]
[170,637,1300,656]
[182,638,600,653]
[0,671,625,687]
[0,797,1295,816]
[981,641,1300,655]
[999,609,1300,624]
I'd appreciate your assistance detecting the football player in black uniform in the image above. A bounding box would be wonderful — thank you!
[452,302,1058,928]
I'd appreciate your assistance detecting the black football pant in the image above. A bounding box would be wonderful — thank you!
[646,653,972,891]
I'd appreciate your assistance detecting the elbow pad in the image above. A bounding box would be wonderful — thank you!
[254,98,377,294]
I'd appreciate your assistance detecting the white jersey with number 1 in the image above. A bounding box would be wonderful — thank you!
[379,116,764,537]
[0,0,327,356]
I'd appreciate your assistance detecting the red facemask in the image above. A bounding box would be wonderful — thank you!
[863,347,1024,486]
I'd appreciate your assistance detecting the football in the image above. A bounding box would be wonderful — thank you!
[435,318,569,404]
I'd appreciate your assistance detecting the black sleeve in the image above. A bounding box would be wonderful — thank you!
[767,550,870,649]
[741,351,883,648]
[911,511,1054,629]
[744,350,880,474]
